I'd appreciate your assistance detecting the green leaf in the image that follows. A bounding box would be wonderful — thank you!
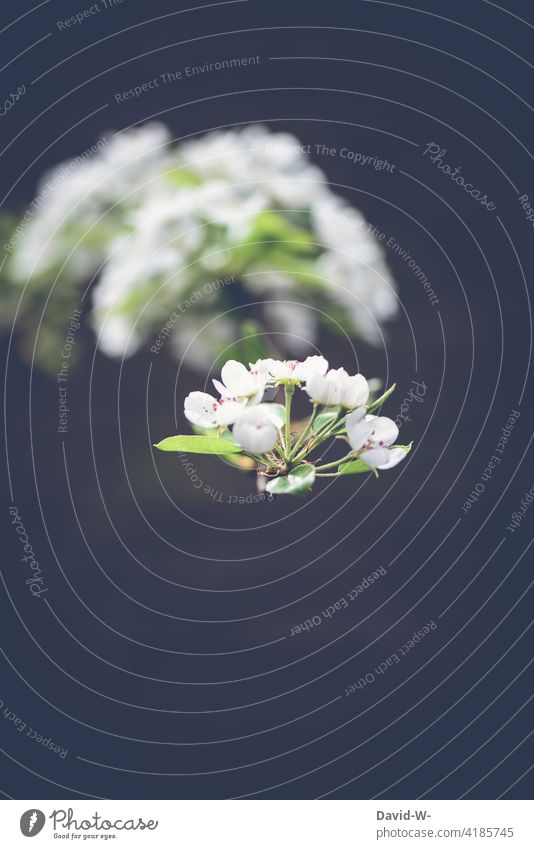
[367,383,396,413]
[247,210,317,250]
[218,429,240,444]
[154,435,243,455]
[395,442,413,455]
[165,167,203,187]
[191,426,238,444]
[266,463,316,496]
[338,458,374,475]
[312,410,340,434]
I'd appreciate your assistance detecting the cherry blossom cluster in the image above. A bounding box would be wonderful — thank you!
[156,356,412,496]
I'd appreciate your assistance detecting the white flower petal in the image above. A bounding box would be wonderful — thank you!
[340,373,369,408]
[294,355,329,382]
[214,399,246,426]
[368,416,399,447]
[250,358,282,380]
[270,360,299,380]
[232,407,279,453]
[346,420,373,452]
[221,359,254,395]
[184,391,219,428]
[377,446,407,470]
[248,389,265,405]
[257,403,284,428]
[305,370,343,405]
[345,406,366,426]
[360,447,390,468]
[212,378,229,397]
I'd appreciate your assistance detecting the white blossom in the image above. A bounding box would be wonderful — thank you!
[316,252,397,345]
[346,411,405,469]
[305,368,344,405]
[232,406,279,454]
[305,367,368,407]
[184,391,220,428]
[160,357,411,494]
[7,123,398,368]
[373,446,407,469]
[339,373,369,408]
[249,355,328,384]
[212,359,266,403]
[184,391,244,428]
[11,123,171,284]
[95,315,141,358]
[294,355,329,382]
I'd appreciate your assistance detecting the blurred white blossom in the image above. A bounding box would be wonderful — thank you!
[6,122,398,370]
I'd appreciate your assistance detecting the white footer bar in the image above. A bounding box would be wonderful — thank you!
[1,799,532,847]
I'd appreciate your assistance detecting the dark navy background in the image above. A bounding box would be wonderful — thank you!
[1,0,533,799]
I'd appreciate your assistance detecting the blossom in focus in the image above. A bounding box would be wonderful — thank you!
[212,359,266,403]
[184,392,220,428]
[157,356,412,497]
[339,373,369,408]
[293,355,329,383]
[346,410,404,468]
[184,391,244,428]
[232,406,279,454]
[250,355,329,384]
[305,367,369,408]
